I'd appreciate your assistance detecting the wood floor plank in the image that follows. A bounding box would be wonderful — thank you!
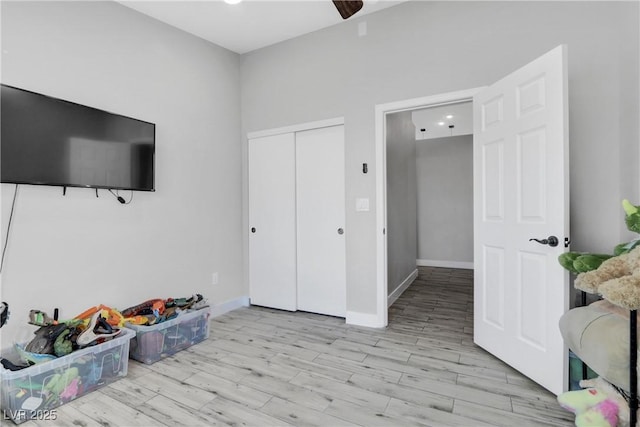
[314,352,404,383]
[182,370,273,409]
[216,351,301,381]
[456,373,559,403]
[239,371,334,412]
[346,373,454,412]
[99,376,158,407]
[384,397,495,427]
[399,373,513,412]
[458,351,521,375]
[228,333,321,361]
[135,394,222,426]
[289,371,391,412]
[75,393,164,426]
[260,396,358,427]
[511,395,576,425]
[270,353,354,382]
[175,348,253,382]
[453,399,567,427]
[200,395,294,426]
[209,316,246,331]
[413,335,485,356]
[135,369,218,410]
[361,353,459,384]
[330,338,411,363]
[329,328,383,347]
[140,355,206,382]
[124,358,154,379]
[408,352,509,382]
[323,398,403,427]
[207,337,277,359]
[352,327,419,345]
[295,338,368,362]
[28,403,105,427]
[375,336,462,363]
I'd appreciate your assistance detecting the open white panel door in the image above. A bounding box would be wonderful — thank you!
[473,45,569,395]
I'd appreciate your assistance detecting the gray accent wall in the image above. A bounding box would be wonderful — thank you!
[386,112,417,296]
[240,1,639,318]
[1,1,243,345]
[416,135,473,264]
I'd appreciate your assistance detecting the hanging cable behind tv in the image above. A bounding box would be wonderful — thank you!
[1,184,19,274]
[108,189,133,204]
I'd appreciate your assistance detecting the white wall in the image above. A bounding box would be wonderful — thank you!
[240,1,639,319]
[416,135,473,265]
[386,111,417,296]
[0,1,243,345]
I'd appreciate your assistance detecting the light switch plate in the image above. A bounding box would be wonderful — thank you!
[356,198,370,212]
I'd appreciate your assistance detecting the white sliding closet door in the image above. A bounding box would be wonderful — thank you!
[248,133,297,311]
[295,125,346,317]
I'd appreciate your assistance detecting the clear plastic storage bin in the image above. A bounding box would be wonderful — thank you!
[126,308,210,364]
[1,328,134,424]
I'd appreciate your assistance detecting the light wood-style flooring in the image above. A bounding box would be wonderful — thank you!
[20,267,574,426]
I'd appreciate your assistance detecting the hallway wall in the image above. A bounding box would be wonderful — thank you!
[416,134,473,267]
[386,111,417,296]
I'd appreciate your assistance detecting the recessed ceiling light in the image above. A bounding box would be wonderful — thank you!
[438,121,445,126]
[224,0,242,4]
[446,115,453,119]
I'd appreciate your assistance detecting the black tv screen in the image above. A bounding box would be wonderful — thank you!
[1,84,155,191]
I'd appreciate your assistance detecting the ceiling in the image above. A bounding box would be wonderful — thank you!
[116,0,409,54]
[412,102,473,141]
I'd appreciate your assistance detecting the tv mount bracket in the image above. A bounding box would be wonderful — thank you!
[62,187,99,198]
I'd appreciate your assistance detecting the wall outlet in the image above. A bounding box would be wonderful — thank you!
[212,272,219,285]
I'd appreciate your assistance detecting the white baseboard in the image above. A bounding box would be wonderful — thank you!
[209,296,250,318]
[417,259,474,270]
[387,268,418,308]
[346,310,386,328]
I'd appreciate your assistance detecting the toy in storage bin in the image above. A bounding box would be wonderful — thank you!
[126,308,210,364]
[0,328,134,424]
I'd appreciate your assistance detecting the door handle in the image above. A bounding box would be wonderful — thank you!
[529,236,559,247]
[337,228,344,235]
[251,227,256,233]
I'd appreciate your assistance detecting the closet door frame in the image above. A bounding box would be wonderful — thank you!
[247,117,344,140]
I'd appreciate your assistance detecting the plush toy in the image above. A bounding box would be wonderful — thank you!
[557,199,640,309]
[558,200,640,276]
[574,246,640,309]
[558,376,630,427]
[576,400,620,427]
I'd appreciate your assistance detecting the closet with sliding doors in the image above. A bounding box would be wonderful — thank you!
[248,121,346,317]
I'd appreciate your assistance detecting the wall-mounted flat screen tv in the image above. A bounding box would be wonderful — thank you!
[1,84,155,191]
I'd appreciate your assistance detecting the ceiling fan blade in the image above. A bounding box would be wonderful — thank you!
[332,0,364,20]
